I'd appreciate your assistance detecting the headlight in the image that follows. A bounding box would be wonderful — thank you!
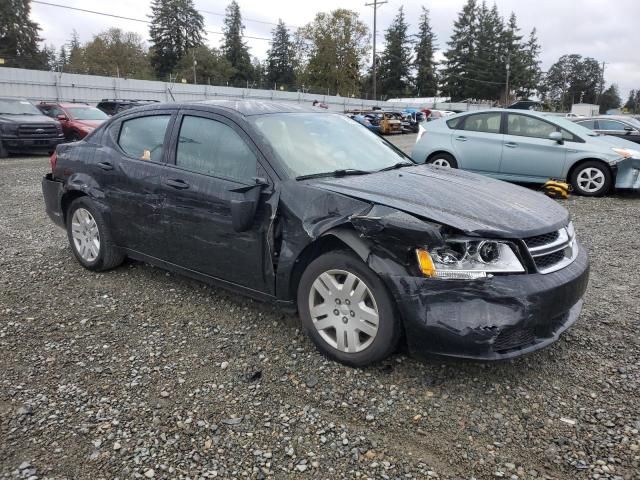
[612,147,640,159]
[1,123,19,135]
[416,239,525,279]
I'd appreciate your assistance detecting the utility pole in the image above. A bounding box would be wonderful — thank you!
[505,54,510,106]
[192,50,197,85]
[596,61,606,105]
[365,0,387,102]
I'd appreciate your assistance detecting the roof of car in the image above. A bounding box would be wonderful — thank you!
[577,115,637,122]
[40,102,92,108]
[127,99,324,117]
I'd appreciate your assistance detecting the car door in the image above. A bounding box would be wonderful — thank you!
[93,110,176,257]
[160,109,275,294]
[450,112,504,175]
[499,113,567,182]
[597,119,640,144]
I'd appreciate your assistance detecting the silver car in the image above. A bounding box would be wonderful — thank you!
[412,109,640,196]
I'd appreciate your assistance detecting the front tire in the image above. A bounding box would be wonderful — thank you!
[66,197,124,271]
[297,251,400,367]
[570,161,612,196]
[427,152,458,168]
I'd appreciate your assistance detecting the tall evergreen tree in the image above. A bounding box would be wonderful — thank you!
[0,0,43,69]
[469,2,504,99]
[501,12,525,102]
[222,0,254,85]
[520,28,542,96]
[443,0,478,100]
[378,7,412,98]
[57,45,68,71]
[149,0,205,80]
[599,84,621,113]
[66,30,83,74]
[624,89,638,113]
[266,20,296,87]
[413,7,438,97]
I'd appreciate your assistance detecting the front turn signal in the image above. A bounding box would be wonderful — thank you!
[415,249,436,277]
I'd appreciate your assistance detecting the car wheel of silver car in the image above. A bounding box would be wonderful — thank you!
[570,161,612,197]
[66,197,125,271]
[297,250,400,367]
[427,153,458,168]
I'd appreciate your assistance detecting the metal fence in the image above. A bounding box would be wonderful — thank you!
[0,67,425,112]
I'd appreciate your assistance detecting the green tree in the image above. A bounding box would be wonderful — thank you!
[469,2,505,100]
[221,0,254,85]
[295,9,370,96]
[624,89,638,113]
[413,7,438,97]
[66,30,83,73]
[175,46,233,84]
[599,84,621,113]
[57,45,68,71]
[540,54,602,110]
[149,0,205,80]
[519,28,542,96]
[443,0,478,100]
[266,19,295,88]
[0,0,44,69]
[378,6,412,98]
[41,44,57,71]
[70,28,153,79]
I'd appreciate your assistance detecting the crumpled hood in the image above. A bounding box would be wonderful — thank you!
[0,114,58,124]
[309,165,569,238]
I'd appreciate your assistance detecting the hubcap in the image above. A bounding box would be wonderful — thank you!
[432,158,451,167]
[577,167,605,193]
[308,269,379,353]
[71,208,100,262]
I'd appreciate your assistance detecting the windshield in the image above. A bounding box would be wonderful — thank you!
[67,107,108,120]
[624,117,640,129]
[251,113,413,178]
[0,99,41,115]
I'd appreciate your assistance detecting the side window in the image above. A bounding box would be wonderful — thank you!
[176,115,257,182]
[506,114,556,139]
[118,115,171,162]
[460,113,501,134]
[598,120,627,131]
[576,119,596,130]
[446,116,463,129]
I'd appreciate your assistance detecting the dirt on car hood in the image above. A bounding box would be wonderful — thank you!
[308,164,569,238]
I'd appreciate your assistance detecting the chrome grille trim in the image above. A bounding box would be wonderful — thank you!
[525,222,578,274]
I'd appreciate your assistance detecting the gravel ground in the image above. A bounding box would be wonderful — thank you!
[1,149,639,480]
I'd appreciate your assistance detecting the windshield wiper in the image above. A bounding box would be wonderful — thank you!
[296,169,371,181]
[377,161,415,172]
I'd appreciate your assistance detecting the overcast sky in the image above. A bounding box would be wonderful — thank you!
[31,0,640,99]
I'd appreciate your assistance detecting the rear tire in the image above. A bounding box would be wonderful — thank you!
[570,161,612,196]
[66,197,124,271]
[297,250,400,367]
[427,152,458,168]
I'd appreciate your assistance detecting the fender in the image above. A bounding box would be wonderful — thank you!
[322,227,371,263]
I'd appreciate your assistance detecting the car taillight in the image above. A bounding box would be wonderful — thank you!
[49,151,57,172]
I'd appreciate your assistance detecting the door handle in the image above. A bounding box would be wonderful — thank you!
[97,162,113,171]
[455,136,467,142]
[504,142,517,148]
[166,178,190,190]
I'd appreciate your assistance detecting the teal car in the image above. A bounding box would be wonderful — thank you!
[412,109,640,196]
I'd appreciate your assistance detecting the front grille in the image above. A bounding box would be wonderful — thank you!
[18,124,59,137]
[494,326,536,352]
[524,231,560,248]
[523,224,577,274]
[533,249,565,270]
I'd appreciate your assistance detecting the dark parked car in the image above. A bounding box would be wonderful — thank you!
[96,99,160,116]
[573,116,640,144]
[42,101,589,366]
[38,102,108,141]
[0,97,64,157]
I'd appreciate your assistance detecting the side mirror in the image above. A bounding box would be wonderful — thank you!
[549,131,564,144]
[229,179,268,232]
[624,126,633,134]
[56,114,68,121]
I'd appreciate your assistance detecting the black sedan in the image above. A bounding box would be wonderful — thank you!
[42,101,589,366]
[574,116,640,144]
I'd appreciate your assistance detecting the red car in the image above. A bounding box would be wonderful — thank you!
[37,102,108,141]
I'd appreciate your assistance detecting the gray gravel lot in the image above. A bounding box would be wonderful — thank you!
[1,143,639,479]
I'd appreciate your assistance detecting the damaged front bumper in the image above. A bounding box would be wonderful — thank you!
[385,245,589,360]
[614,157,640,190]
